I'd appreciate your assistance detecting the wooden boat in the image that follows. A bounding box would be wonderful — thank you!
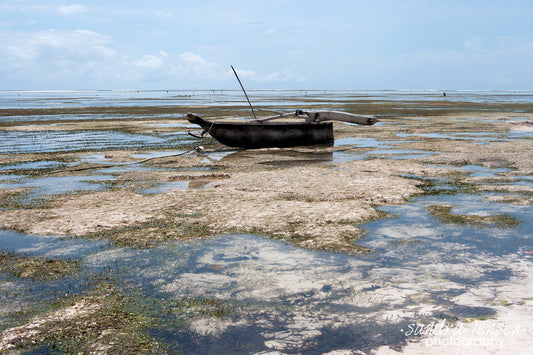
[187,110,378,149]
[187,66,378,149]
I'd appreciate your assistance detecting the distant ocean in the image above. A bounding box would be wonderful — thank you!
[1,89,532,111]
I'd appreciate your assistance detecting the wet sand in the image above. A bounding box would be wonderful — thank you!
[1,97,532,353]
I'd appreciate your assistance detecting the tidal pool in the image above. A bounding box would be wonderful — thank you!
[1,174,115,196]
[1,192,530,353]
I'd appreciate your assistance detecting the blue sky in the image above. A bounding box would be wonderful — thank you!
[1,0,532,90]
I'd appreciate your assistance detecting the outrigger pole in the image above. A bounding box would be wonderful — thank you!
[231,65,257,120]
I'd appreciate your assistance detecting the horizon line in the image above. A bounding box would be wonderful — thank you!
[1,89,532,93]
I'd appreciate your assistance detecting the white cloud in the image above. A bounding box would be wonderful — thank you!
[179,52,209,65]
[58,4,88,15]
[1,31,223,86]
[0,29,119,87]
[0,27,300,89]
[134,51,168,69]
[177,52,219,78]
[2,29,115,64]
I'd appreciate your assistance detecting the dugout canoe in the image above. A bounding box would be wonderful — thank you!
[187,110,377,149]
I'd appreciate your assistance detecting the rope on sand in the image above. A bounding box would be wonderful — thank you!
[46,144,225,175]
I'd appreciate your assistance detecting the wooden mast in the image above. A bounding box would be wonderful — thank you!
[231,65,257,120]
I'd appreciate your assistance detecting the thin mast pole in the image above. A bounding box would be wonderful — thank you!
[231,65,257,120]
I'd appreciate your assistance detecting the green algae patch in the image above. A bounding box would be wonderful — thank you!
[169,297,238,318]
[85,216,214,249]
[270,228,374,255]
[0,188,51,210]
[0,251,79,281]
[485,193,533,206]
[0,283,164,354]
[427,205,521,228]
[416,176,479,196]
[479,184,533,206]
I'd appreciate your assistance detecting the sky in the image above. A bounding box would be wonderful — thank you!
[0,0,532,90]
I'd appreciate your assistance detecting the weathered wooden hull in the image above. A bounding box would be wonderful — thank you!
[187,113,333,148]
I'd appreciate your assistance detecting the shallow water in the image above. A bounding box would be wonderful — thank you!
[0,160,74,171]
[141,180,191,194]
[1,174,115,196]
[0,130,191,154]
[508,129,533,139]
[0,191,530,352]
[0,231,110,329]
[334,137,394,148]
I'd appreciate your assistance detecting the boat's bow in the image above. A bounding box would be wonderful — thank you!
[187,113,212,130]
